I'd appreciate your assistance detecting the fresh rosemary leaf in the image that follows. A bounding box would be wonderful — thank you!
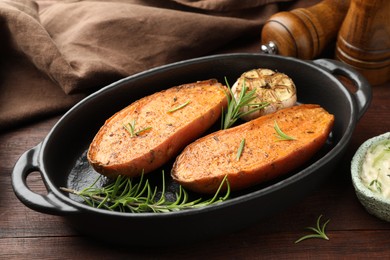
[123,119,152,137]
[222,77,269,129]
[294,215,330,244]
[60,171,230,213]
[236,138,245,161]
[274,120,296,141]
[191,175,230,209]
[123,120,136,136]
[167,100,190,113]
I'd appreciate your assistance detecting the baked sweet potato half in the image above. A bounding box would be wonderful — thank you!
[88,79,227,178]
[171,104,334,194]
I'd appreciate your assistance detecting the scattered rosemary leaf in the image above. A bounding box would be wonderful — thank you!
[295,215,330,244]
[134,126,152,136]
[123,120,136,136]
[167,100,190,113]
[274,120,296,141]
[236,138,245,161]
[123,120,152,137]
[60,171,230,213]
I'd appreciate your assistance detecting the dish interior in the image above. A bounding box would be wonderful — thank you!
[41,55,354,208]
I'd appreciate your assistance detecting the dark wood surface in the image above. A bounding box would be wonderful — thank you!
[1,1,390,259]
[1,80,390,259]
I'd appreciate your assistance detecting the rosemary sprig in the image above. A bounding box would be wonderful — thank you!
[295,215,330,244]
[60,171,230,213]
[274,120,296,141]
[167,100,190,113]
[221,77,269,129]
[123,119,152,137]
[236,138,245,161]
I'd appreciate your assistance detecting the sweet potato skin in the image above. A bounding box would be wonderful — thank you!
[87,79,227,178]
[171,104,335,194]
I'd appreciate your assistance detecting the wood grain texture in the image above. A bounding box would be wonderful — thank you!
[1,230,390,259]
[1,81,390,258]
[0,0,389,258]
[336,0,390,85]
[261,0,350,59]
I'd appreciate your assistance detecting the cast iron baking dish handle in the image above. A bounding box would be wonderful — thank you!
[311,59,372,120]
[12,144,79,215]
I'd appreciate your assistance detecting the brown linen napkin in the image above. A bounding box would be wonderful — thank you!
[0,0,303,131]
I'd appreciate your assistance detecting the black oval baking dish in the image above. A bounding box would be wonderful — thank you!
[12,53,371,246]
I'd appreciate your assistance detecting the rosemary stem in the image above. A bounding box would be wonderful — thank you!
[60,171,230,213]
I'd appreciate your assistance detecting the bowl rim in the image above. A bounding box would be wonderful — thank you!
[351,132,390,205]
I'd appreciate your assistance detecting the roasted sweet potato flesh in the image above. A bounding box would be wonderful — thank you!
[171,104,334,194]
[88,79,227,178]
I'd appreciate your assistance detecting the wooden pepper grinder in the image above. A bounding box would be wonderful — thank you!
[261,0,350,59]
[336,0,390,85]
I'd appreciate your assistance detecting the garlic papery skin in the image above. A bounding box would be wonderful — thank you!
[231,68,297,121]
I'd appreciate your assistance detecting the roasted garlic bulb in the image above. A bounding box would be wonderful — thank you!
[231,68,297,121]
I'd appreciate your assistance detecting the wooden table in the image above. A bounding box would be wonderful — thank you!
[1,1,390,258]
[1,80,389,258]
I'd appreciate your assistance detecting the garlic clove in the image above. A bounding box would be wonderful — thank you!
[231,68,297,121]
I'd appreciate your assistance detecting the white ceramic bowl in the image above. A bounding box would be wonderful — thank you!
[351,132,390,222]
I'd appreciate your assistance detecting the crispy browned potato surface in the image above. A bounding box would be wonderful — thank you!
[88,79,227,178]
[171,104,334,194]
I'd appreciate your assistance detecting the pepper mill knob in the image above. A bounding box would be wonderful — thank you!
[260,41,278,54]
[336,0,390,85]
[261,0,350,59]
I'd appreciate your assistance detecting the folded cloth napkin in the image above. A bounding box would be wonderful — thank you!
[0,0,308,130]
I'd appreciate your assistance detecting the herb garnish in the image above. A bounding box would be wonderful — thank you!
[295,215,330,243]
[168,100,190,113]
[236,138,246,161]
[60,171,230,213]
[274,120,296,141]
[369,172,382,193]
[368,142,390,193]
[221,77,269,129]
[123,120,152,137]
